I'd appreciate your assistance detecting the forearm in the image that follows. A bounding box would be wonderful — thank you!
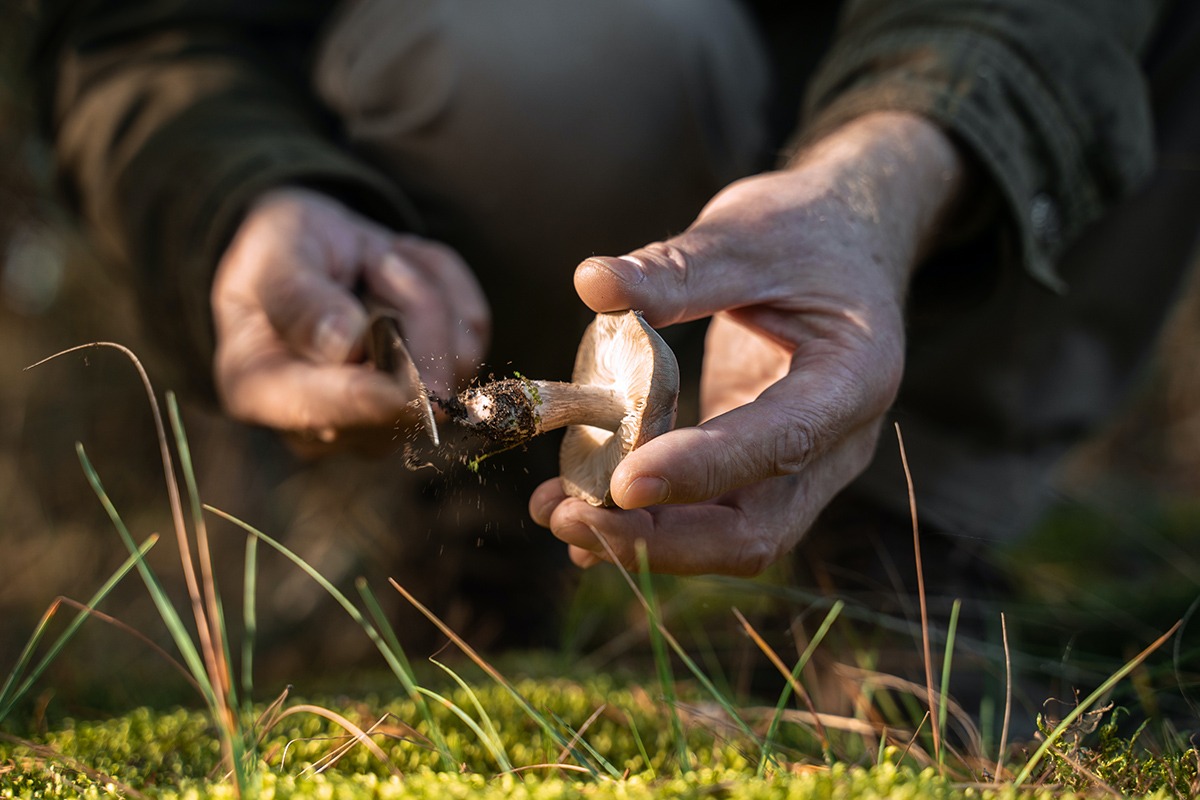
[33,0,414,392]
[799,0,1167,288]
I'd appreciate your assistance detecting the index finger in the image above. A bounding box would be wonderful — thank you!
[608,367,885,509]
[544,477,811,577]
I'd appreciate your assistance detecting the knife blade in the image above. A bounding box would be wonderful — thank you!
[366,310,441,447]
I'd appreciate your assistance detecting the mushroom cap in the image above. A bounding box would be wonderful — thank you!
[559,311,679,506]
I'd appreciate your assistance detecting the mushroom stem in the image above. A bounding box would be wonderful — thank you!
[458,378,626,444]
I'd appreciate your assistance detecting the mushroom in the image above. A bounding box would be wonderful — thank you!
[456,310,679,506]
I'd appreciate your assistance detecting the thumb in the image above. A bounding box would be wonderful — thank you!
[260,271,369,365]
[573,235,757,328]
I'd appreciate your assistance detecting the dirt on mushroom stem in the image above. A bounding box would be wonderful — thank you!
[450,378,542,448]
[431,311,679,497]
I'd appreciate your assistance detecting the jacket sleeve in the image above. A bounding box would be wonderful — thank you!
[34,0,418,393]
[799,0,1170,289]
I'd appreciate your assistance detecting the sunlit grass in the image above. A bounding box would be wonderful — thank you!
[2,343,1197,798]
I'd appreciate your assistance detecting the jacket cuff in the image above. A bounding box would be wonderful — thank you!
[799,12,1155,290]
[118,101,418,399]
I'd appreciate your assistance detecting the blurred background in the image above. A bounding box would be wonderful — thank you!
[2,2,1199,728]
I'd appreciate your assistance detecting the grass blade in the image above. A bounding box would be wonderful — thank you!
[354,579,420,693]
[1012,620,1181,786]
[432,652,506,753]
[741,601,844,774]
[623,709,655,777]
[592,536,763,754]
[51,596,202,693]
[633,544,690,771]
[388,578,613,778]
[205,504,458,769]
[242,535,258,702]
[30,343,243,792]
[0,536,157,720]
[547,709,622,778]
[355,578,453,768]
[415,685,513,773]
[207,506,400,671]
[77,444,218,709]
[937,598,961,767]
[429,658,509,767]
[166,394,235,713]
[274,704,402,778]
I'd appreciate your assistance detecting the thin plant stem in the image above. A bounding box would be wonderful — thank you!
[306,714,389,775]
[555,704,607,766]
[51,597,202,694]
[353,578,452,765]
[899,711,931,766]
[895,422,940,766]
[996,612,1012,783]
[0,732,149,800]
[624,709,654,777]
[416,685,513,774]
[547,710,622,779]
[735,603,843,771]
[429,658,513,773]
[167,393,234,717]
[1172,595,1200,720]
[28,343,243,792]
[77,446,216,703]
[274,704,402,779]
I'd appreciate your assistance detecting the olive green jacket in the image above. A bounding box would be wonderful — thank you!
[34,0,1174,392]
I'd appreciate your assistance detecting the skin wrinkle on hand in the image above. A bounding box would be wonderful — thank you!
[615,254,647,280]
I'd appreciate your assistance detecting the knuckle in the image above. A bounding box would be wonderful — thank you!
[771,409,824,475]
[639,240,690,277]
[463,303,492,341]
[633,241,693,324]
[729,532,781,577]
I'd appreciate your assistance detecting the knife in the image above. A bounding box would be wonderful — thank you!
[366,309,441,447]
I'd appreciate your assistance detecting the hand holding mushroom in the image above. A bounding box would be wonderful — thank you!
[529,112,971,576]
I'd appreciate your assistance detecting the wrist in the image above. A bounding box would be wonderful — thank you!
[787,111,971,278]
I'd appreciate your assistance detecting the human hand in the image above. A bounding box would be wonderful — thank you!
[212,187,489,450]
[530,112,967,575]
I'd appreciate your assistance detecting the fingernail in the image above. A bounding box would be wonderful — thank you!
[314,313,356,363]
[380,251,409,282]
[620,476,670,508]
[586,255,646,287]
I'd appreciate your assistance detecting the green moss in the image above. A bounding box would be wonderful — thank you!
[1034,707,1198,798]
[1,679,1192,799]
